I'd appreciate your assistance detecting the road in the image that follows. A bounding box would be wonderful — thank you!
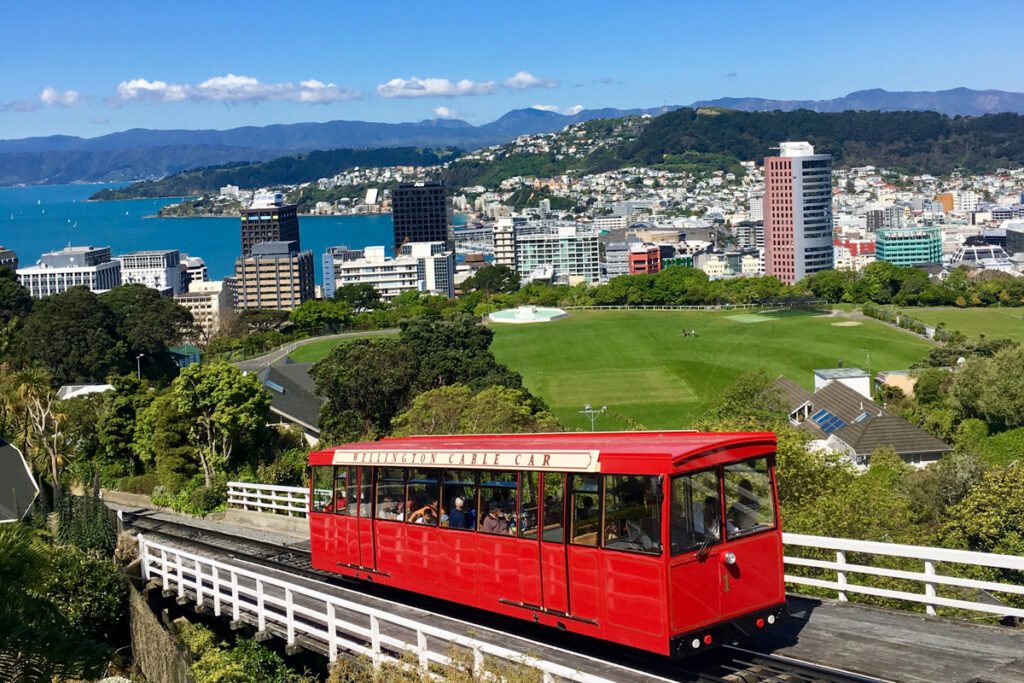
[233,328,398,372]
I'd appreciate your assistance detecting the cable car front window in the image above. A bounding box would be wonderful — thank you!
[670,469,722,555]
[311,466,334,512]
[724,457,776,539]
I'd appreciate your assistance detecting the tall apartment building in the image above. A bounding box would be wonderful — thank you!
[513,220,600,285]
[604,242,630,279]
[956,191,979,213]
[240,191,300,257]
[865,209,885,232]
[234,241,314,311]
[735,222,765,249]
[175,280,232,340]
[493,216,525,271]
[748,196,764,222]
[884,205,905,230]
[763,141,834,285]
[0,246,18,270]
[876,226,942,267]
[180,254,209,287]
[628,243,662,275]
[17,245,121,298]
[119,249,183,294]
[321,246,366,299]
[391,181,453,254]
[330,242,454,303]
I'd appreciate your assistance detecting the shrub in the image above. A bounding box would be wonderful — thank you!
[177,620,313,683]
[256,448,309,487]
[152,477,227,517]
[42,545,129,646]
[116,472,161,495]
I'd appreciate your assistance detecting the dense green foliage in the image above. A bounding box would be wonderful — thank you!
[392,384,560,436]
[177,620,313,683]
[91,147,460,199]
[41,544,128,645]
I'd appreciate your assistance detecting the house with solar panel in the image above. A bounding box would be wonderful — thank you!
[773,370,951,468]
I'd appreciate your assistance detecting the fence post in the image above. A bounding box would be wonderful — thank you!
[472,645,484,678]
[138,534,149,581]
[194,557,204,607]
[212,565,221,617]
[231,571,241,621]
[160,547,169,591]
[256,579,267,632]
[285,587,295,644]
[836,550,848,602]
[417,630,428,671]
[924,561,937,616]
[176,551,185,600]
[370,615,382,669]
[326,602,338,662]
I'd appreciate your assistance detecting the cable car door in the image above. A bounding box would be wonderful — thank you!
[539,472,569,614]
[356,466,376,571]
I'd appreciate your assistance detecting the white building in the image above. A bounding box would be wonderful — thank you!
[331,242,454,302]
[119,249,183,294]
[180,254,208,287]
[174,280,232,340]
[493,216,526,271]
[956,190,979,213]
[513,220,601,285]
[17,246,121,298]
[322,245,366,300]
[220,184,241,198]
[748,195,764,222]
[604,242,630,279]
[592,215,628,232]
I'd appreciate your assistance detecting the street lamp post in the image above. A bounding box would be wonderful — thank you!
[579,403,607,432]
[136,353,145,380]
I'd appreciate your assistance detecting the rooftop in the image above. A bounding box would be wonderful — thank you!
[813,367,869,380]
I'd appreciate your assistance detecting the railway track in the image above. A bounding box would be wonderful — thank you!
[121,511,888,683]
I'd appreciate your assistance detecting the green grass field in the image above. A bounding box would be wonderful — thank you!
[490,310,932,431]
[899,307,1024,344]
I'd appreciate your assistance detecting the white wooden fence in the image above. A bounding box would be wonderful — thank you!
[137,534,620,682]
[226,482,1024,620]
[784,533,1024,619]
[226,482,308,517]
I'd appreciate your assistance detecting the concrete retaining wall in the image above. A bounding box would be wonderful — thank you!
[216,507,309,538]
[129,585,193,683]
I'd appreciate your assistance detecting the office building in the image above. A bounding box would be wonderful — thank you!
[493,216,525,271]
[0,247,17,270]
[17,246,121,298]
[876,226,942,267]
[175,280,232,340]
[763,141,834,285]
[735,222,764,249]
[884,205,905,229]
[322,245,370,299]
[604,242,630,279]
[391,181,453,254]
[234,241,314,311]
[240,191,300,257]
[628,243,662,275]
[513,220,600,285]
[180,254,208,287]
[119,249,183,294]
[330,242,454,302]
[748,196,764,222]
[593,215,629,231]
[865,209,884,232]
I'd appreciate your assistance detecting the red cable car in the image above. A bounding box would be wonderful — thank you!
[308,431,786,657]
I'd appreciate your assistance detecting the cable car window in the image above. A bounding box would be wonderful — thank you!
[376,468,405,521]
[724,457,776,539]
[442,470,476,531]
[542,472,565,543]
[478,471,517,535]
[570,474,601,546]
[357,466,374,517]
[311,466,334,512]
[333,467,350,516]
[602,474,662,554]
[519,472,539,538]
[670,469,722,555]
[344,466,361,515]
[406,469,440,526]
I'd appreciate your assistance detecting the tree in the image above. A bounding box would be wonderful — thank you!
[102,284,194,380]
[463,265,521,294]
[18,287,126,385]
[15,367,71,500]
[96,375,154,478]
[0,524,112,682]
[333,283,382,310]
[312,338,419,442]
[133,391,196,489]
[225,309,290,335]
[0,268,32,357]
[289,299,352,331]
[942,466,1024,555]
[392,384,561,436]
[171,362,271,486]
[695,369,788,431]
[953,345,1024,430]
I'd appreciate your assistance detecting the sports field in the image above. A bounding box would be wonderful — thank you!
[898,307,1024,344]
[490,310,932,431]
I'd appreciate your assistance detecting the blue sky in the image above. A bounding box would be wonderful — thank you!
[3,0,1024,139]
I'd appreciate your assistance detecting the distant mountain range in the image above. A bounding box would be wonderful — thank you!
[5,88,1024,186]
[0,106,675,186]
[691,88,1024,117]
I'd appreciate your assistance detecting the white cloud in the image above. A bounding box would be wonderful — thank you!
[530,104,560,112]
[40,87,81,106]
[110,74,359,105]
[504,71,556,90]
[433,106,459,119]
[378,71,556,99]
[565,104,585,116]
[1,100,40,112]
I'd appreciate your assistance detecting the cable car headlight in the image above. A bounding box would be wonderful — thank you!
[723,552,737,565]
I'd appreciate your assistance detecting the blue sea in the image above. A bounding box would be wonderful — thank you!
[0,183,429,284]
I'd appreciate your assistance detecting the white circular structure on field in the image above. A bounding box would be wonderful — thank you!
[488,305,568,324]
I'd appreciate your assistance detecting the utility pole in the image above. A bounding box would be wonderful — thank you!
[136,353,145,380]
[579,404,607,432]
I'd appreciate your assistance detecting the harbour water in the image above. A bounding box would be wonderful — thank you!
[0,183,404,283]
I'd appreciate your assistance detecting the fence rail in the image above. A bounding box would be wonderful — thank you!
[137,535,617,682]
[225,483,1024,620]
[783,533,1024,619]
[227,482,308,517]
